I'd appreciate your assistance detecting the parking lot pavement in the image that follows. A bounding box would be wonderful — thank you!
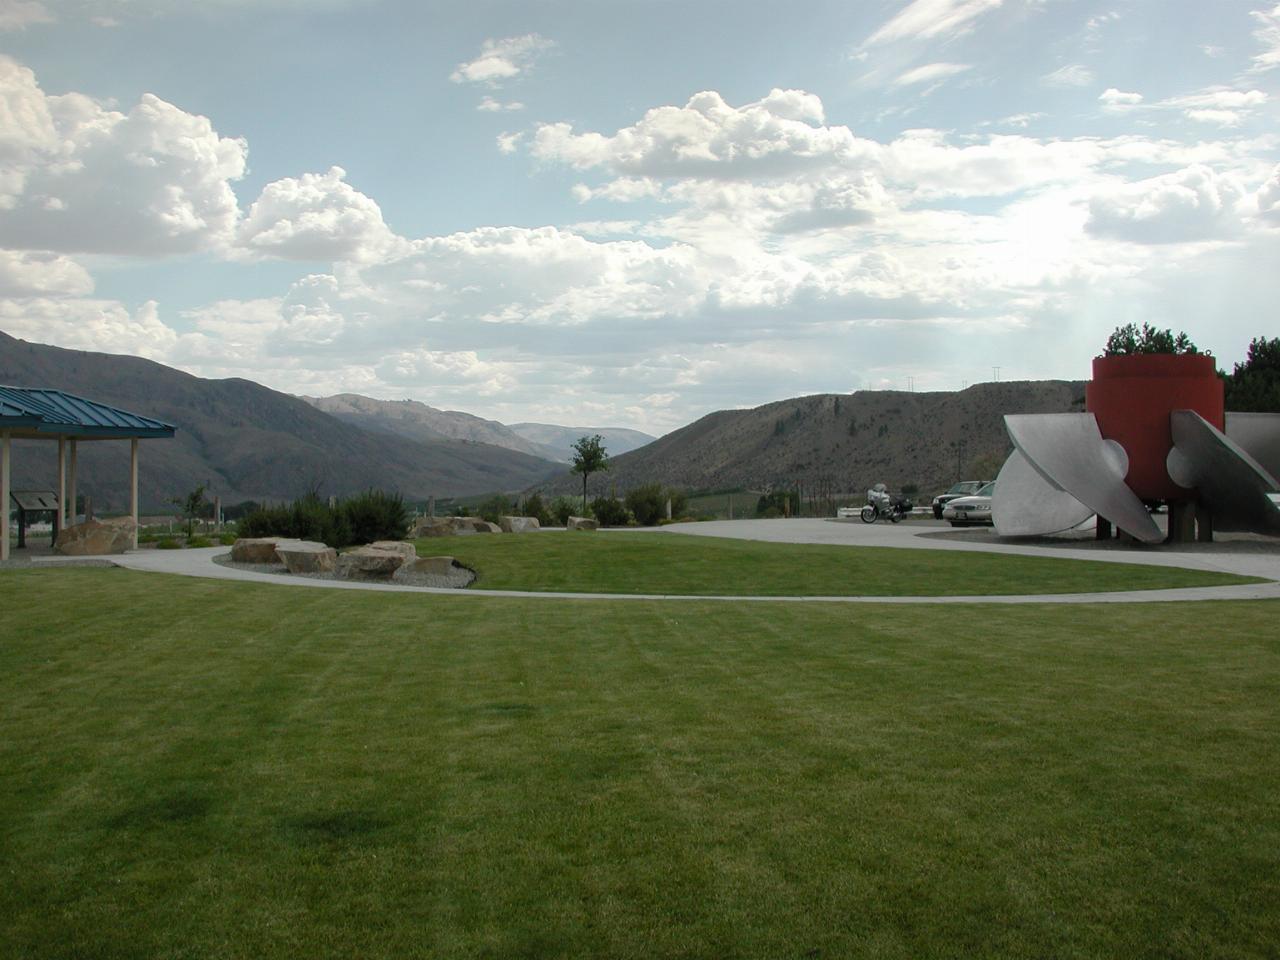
[650,518,1280,583]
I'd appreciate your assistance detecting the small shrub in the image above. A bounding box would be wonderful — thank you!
[625,485,690,527]
[590,496,630,527]
[157,538,181,550]
[343,489,408,544]
[187,535,213,548]
[519,493,554,527]
[219,532,237,546]
[548,496,578,526]
[477,494,513,525]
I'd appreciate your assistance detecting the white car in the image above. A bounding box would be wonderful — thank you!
[942,481,995,526]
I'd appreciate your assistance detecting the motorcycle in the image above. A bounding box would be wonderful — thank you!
[860,486,913,524]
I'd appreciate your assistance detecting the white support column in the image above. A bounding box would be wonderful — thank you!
[57,436,67,532]
[2,429,10,562]
[68,439,78,525]
[129,438,139,550]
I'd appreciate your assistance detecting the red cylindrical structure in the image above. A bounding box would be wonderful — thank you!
[1085,354,1223,501]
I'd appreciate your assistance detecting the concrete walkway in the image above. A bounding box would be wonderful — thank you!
[29,520,1280,604]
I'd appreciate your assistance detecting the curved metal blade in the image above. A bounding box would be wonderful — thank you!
[1168,410,1280,534]
[1003,413,1163,543]
[993,448,1094,537]
[1225,412,1280,482]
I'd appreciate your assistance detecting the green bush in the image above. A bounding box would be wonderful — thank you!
[219,532,237,546]
[519,493,554,527]
[476,494,513,525]
[590,496,630,527]
[624,484,689,526]
[156,538,181,550]
[343,489,408,544]
[548,496,578,526]
[236,489,406,548]
[187,535,213,548]
[756,490,798,517]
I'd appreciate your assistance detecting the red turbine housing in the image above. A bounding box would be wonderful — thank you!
[1085,354,1224,502]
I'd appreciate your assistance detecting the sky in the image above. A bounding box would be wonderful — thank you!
[1,0,1278,435]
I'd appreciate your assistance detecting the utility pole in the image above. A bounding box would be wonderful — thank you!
[906,376,914,392]
[992,366,1001,382]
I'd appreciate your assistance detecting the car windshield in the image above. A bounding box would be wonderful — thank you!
[977,482,996,497]
[947,482,982,495]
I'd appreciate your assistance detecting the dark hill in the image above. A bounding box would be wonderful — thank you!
[537,382,1085,501]
[0,331,561,511]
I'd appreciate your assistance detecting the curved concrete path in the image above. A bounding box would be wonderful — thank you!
[40,518,1280,604]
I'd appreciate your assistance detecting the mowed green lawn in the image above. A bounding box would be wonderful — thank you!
[2,567,1278,959]
[421,529,1258,595]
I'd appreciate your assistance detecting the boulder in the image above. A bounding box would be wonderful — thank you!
[231,537,290,564]
[337,545,410,581]
[472,520,502,534]
[369,540,417,560]
[407,555,456,576]
[275,540,337,574]
[53,517,137,556]
[567,516,599,531]
[414,517,454,538]
[446,517,479,536]
[499,516,541,533]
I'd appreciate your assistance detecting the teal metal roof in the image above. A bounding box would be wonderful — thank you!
[0,386,175,439]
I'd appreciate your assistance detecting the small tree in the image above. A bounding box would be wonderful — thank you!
[571,435,610,514]
[1103,322,1199,356]
[171,484,207,538]
[1224,336,1280,412]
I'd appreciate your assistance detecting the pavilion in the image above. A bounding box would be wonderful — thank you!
[0,386,176,560]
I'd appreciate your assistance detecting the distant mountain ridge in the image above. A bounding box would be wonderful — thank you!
[535,382,1086,500]
[507,423,658,462]
[0,332,562,510]
[302,393,563,461]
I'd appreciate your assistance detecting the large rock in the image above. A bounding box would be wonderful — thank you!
[447,517,499,534]
[567,516,599,531]
[499,516,541,533]
[231,537,290,564]
[407,555,456,576]
[53,517,137,556]
[369,540,417,560]
[337,545,410,581]
[414,517,454,538]
[275,540,337,574]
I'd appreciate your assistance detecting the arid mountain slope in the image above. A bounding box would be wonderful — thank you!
[0,332,562,510]
[536,382,1085,499]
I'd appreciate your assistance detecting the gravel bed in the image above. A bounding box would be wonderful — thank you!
[212,552,475,588]
[0,556,116,571]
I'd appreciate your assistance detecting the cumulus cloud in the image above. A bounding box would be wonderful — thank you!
[1086,164,1244,244]
[863,0,1004,46]
[237,166,401,262]
[1165,87,1267,126]
[0,0,52,31]
[1257,164,1280,221]
[0,56,246,255]
[477,96,523,112]
[450,34,553,86]
[0,250,92,296]
[892,62,971,88]
[532,89,868,180]
[0,296,177,359]
[1042,64,1095,87]
[1249,3,1280,74]
[1099,88,1143,110]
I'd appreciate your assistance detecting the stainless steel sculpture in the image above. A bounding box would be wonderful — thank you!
[995,414,1163,542]
[1168,411,1280,534]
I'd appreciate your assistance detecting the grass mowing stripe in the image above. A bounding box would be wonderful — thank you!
[1,568,1277,958]
[420,530,1261,596]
